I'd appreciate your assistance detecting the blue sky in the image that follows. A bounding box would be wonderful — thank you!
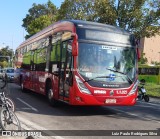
[0,0,64,51]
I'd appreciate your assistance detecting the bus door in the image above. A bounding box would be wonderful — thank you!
[59,42,73,100]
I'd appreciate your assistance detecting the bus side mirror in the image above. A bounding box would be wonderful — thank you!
[72,34,78,56]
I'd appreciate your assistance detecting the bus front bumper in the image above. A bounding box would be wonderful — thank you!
[71,94,137,106]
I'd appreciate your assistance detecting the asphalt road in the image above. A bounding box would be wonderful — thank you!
[1,82,160,139]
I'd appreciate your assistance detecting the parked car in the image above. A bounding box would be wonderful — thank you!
[3,68,15,82]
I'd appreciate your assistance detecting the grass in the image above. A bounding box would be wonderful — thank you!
[144,82,160,98]
[139,75,160,84]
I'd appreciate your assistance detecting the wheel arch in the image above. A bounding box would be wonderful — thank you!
[45,77,59,106]
[45,78,52,95]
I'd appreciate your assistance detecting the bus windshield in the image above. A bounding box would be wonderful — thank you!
[78,43,136,84]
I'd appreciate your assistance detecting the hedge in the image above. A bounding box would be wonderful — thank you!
[138,66,160,84]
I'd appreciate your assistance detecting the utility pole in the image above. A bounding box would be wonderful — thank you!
[12,34,14,68]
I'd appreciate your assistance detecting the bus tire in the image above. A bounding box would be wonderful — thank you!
[144,95,149,102]
[46,82,58,106]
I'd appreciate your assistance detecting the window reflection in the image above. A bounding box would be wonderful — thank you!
[78,43,136,83]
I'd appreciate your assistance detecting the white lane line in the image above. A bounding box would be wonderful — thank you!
[17,98,38,112]
[109,107,160,124]
[17,113,65,139]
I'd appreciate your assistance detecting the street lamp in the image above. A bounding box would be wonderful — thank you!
[11,49,14,67]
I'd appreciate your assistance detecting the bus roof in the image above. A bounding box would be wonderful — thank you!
[17,20,74,49]
[17,20,131,50]
[69,20,130,35]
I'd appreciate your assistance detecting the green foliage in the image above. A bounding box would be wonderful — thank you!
[57,0,95,21]
[0,46,13,68]
[138,64,160,68]
[94,0,117,25]
[51,41,61,62]
[151,60,160,66]
[22,0,160,39]
[22,0,58,39]
[143,82,160,97]
[0,61,8,68]
[139,75,159,83]
[23,51,31,65]
[27,15,52,38]
[36,48,47,64]
[94,0,160,39]
[138,53,148,65]
[57,0,160,39]
[0,46,12,59]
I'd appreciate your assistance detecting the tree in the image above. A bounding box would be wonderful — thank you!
[0,46,13,68]
[58,0,160,39]
[93,0,117,25]
[57,0,95,21]
[138,53,148,65]
[22,0,58,39]
[23,0,160,39]
[94,0,160,39]
[26,15,52,38]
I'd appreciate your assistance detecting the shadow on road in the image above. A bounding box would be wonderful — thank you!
[7,83,160,123]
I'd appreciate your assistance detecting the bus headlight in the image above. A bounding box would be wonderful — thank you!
[128,80,139,96]
[75,76,91,94]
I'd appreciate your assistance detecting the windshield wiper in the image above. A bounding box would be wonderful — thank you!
[83,75,111,83]
[106,68,133,84]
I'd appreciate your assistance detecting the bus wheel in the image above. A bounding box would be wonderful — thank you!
[47,85,58,106]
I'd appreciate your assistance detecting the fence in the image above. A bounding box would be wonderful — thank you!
[138,67,160,84]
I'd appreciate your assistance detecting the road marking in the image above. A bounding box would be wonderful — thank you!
[136,104,160,110]
[136,102,160,110]
[16,113,65,139]
[109,107,160,124]
[17,98,38,112]
[137,101,160,107]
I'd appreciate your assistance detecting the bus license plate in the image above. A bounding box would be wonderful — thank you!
[105,99,116,104]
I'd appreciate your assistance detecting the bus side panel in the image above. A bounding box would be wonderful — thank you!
[31,71,38,92]
[23,70,32,90]
[52,75,59,100]
[37,71,47,95]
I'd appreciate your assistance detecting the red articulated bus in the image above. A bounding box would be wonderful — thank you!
[15,20,139,106]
